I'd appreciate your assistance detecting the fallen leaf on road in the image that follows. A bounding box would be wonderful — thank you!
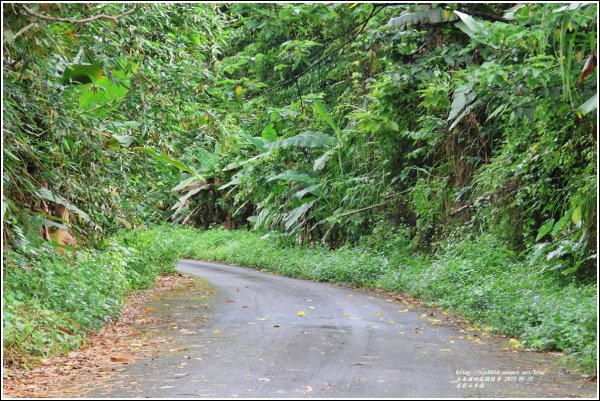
[110,356,128,363]
[212,329,221,334]
[297,311,306,317]
[259,378,271,382]
[465,326,480,332]
[508,338,524,349]
[375,311,382,316]
[399,309,409,313]
[419,313,427,320]
[305,385,313,392]
[440,349,452,352]
[343,313,350,317]
[144,307,154,313]
[175,373,189,378]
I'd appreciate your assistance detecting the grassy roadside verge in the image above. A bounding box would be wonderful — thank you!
[2,233,180,367]
[3,225,596,374]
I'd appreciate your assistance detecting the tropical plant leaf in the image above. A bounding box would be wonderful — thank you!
[268,131,335,149]
[140,148,203,180]
[267,170,320,185]
[284,200,316,230]
[312,100,340,135]
[577,93,597,114]
[35,188,93,226]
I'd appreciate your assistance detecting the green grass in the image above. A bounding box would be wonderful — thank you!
[3,225,596,373]
[2,236,180,366]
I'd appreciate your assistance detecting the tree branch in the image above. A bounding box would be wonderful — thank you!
[21,4,137,24]
[268,5,387,93]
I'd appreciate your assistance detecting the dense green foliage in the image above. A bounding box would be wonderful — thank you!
[2,3,597,371]
[3,232,178,365]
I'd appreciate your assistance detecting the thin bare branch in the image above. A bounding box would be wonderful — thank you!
[21,4,137,24]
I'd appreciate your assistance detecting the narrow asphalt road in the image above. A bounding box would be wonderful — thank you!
[85,260,595,398]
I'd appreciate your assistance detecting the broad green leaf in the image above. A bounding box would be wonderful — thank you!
[293,184,326,200]
[551,212,571,237]
[107,134,135,149]
[140,148,203,180]
[536,218,555,241]
[76,67,134,116]
[267,170,319,185]
[62,63,104,85]
[577,93,597,114]
[284,200,316,230]
[268,131,335,149]
[387,8,458,28]
[313,149,335,171]
[35,188,93,226]
[448,85,475,123]
[454,11,485,36]
[171,176,202,192]
[261,123,277,142]
[571,206,582,225]
[312,100,340,135]
[195,147,219,172]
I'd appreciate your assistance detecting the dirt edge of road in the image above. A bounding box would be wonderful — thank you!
[2,274,214,398]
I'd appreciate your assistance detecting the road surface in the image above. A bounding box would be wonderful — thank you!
[85,259,595,398]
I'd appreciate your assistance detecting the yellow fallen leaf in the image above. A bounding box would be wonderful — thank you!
[212,329,221,334]
[110,356,129,362]
[145,307,154,313]
[440,349,452,352]
[467,335,475,341]
[388,320,395,324]
[343,313,350,317]
[449,340,455,344]
[442,310,449,316]
[399,309,409,313]
[428,318,441,324]
[375,311,382,316]
[203,114,209,121]
[508,338,524,349]
[347,294,354,298]
[419,313,427,320]
[297,310,306,317]
[465,326,480,332]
